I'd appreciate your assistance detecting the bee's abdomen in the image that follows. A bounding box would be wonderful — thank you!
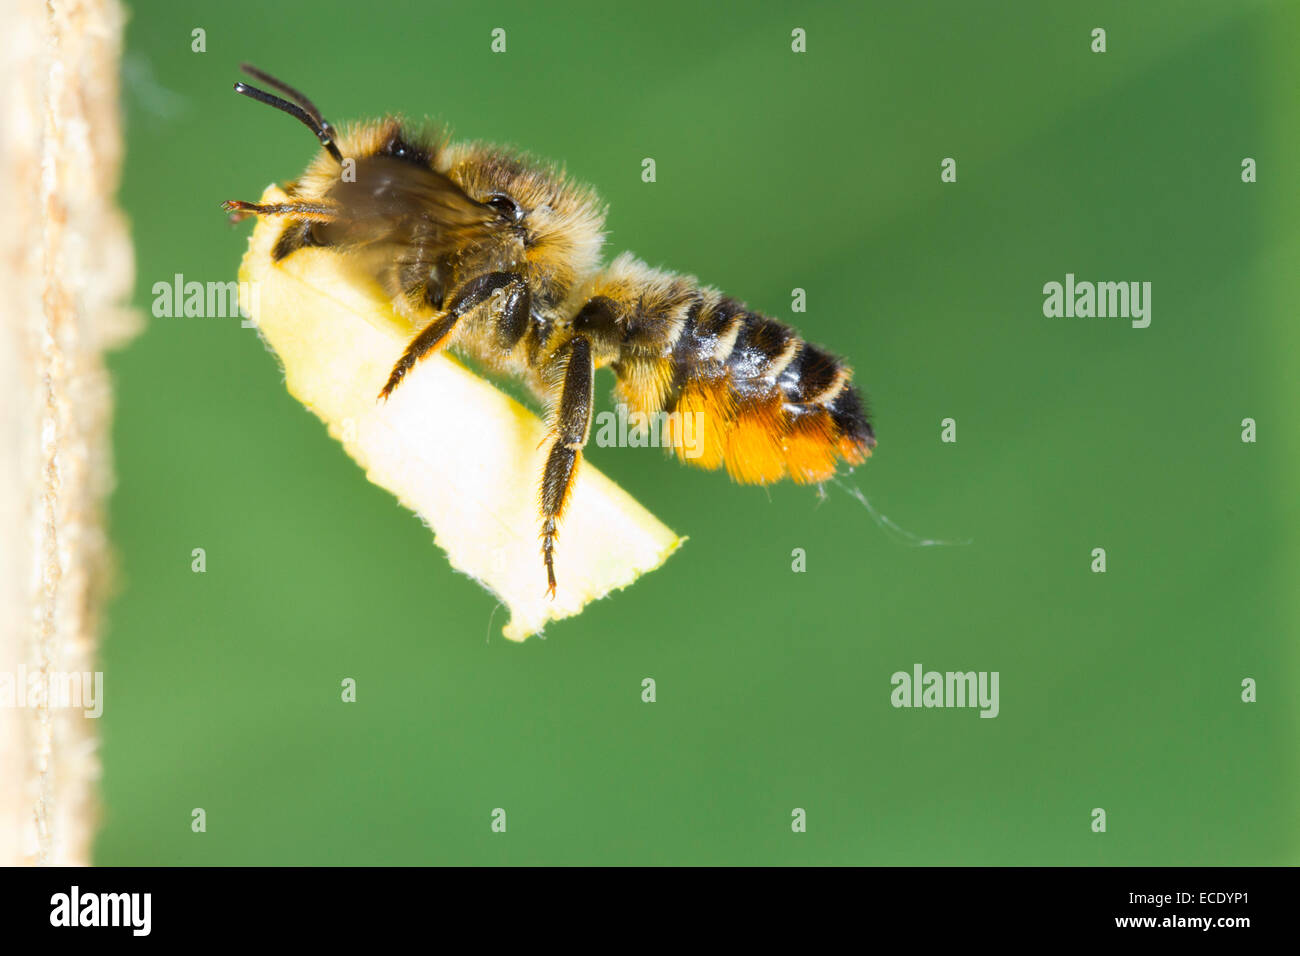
[646,293,875,485]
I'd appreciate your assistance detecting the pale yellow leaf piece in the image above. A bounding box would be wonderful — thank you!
[237,187,683,641]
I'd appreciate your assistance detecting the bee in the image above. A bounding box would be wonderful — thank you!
[223,65,876,597]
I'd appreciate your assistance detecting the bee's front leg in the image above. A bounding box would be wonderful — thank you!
[538,335,594,598]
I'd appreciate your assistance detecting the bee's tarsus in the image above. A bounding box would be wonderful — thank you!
[542,533,559,600]
[222,199,258,223]
[376,377,401,403]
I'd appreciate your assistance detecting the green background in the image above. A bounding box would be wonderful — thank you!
[100,0,1299,864]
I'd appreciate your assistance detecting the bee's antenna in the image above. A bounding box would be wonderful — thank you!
[239,64,328,128]
[234,73,343,164]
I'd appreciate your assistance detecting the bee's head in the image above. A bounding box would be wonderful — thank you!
[443,145,607,309]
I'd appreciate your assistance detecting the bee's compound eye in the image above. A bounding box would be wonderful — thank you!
[486,193,522,222]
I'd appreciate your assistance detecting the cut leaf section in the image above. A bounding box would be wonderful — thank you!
[238,187,683,641]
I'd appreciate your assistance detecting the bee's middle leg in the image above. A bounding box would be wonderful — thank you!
[539,335,594,598]
[379,270,530,400]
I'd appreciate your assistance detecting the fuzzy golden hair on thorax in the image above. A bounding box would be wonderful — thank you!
[440,143,607,297]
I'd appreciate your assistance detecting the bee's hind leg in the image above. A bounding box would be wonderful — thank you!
[538,335,594,598]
